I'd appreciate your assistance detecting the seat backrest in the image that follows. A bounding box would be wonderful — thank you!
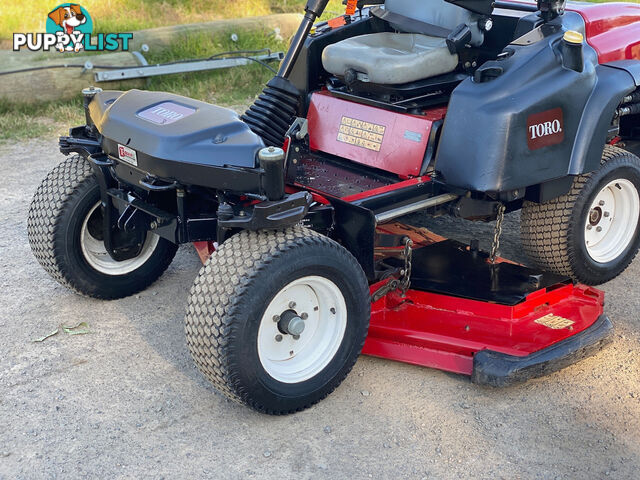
[384,0,484,45]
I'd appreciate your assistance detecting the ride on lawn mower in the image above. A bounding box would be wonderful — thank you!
[28,0,640,414]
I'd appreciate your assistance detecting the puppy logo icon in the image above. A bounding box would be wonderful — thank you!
[46,3,93,52]
[13,4,132,53]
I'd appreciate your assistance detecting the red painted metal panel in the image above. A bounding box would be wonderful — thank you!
[568,2,640,63]
[341,175,430,202]
[307,91,446,177]
[363,281,604,375]
[363,337,474,375]
[193,241,215,264]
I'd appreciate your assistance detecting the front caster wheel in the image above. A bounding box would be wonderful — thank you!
[184,226,370,414]
[521,146,640,285]
[27,155,178,299]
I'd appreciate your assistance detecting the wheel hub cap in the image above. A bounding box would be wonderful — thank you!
[589,206,602,226]
[278,310,306,336]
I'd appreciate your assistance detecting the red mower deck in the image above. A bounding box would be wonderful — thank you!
[363,224,612,385]
[366,282,610,385]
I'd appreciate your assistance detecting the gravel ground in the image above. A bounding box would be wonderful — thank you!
[1,138,639,480]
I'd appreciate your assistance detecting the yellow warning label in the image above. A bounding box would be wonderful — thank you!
[337,116,386,152]
[534,314,575,330]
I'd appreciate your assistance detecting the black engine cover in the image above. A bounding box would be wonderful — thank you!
[88,89,266,190]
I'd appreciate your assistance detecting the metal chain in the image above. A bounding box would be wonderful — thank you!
[489,203,506,264]
[400,237,413,296]
[370,236,414,302]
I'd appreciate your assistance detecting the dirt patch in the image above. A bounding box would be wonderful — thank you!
[1,138,639,479]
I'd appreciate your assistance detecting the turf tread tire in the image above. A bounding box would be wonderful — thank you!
[27,155,177,299]
[184,226,370,415]
[521,145,640,284]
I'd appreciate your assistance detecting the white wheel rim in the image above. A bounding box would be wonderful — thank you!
[80,202,159,275]
[584,179,640,263]
[257,276,347,384]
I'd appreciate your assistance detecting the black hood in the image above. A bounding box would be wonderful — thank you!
[89,89,265,170]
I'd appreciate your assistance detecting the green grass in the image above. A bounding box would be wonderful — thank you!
[0,0,633,142]
[0,28,284,142]
[0,0,348,142]
[143,28,287,106]
[0,0,344,42]
[0,98,84,142]
[0,1,343,142]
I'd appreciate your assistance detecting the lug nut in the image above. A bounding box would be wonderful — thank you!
[587,225,592,230]
[288,301,296,309]
[275,335,283,342]
[301,312,308,320]
[293,335,300,340]
[604,212,610,218]
[599,200,605,206]
[596,226,603,232]
[272,315,280,322]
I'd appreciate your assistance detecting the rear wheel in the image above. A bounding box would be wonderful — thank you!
[184,226,370,414]
[521,146,640,285]
[27,155,178,299]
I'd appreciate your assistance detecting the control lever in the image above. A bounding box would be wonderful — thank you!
[447,24,473,54]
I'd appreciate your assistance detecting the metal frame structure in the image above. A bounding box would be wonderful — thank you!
[94,51,284,82]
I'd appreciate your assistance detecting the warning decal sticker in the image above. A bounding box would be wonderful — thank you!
[534,314,575,330]
[337,116,386,152]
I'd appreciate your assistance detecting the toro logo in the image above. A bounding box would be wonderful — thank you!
[117,144,138,166]
[137,102,196,125]
[527,108,564,150]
